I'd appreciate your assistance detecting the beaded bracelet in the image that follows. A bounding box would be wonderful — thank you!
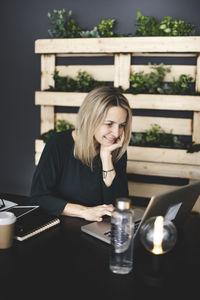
[102,168,115,179]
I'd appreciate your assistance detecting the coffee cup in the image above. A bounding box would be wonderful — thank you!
[0,212,16,249]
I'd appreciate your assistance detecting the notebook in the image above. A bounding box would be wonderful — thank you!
[5,205,60,241]
[81,181,200,247]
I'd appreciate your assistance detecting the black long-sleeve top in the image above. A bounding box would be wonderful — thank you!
[30,130,129,216]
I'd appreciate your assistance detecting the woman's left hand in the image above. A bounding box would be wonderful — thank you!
[100,131,124,159]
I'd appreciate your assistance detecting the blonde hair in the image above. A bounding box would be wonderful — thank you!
[74,86,132,169]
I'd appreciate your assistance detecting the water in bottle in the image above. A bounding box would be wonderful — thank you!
[109,197,134,274]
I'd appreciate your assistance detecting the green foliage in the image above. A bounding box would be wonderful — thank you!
[135,12,159,36]
[50,71,77,91]
[130,124,183,148]
[80,27,100,38]
[47,9,196,38]
[159,17,195,36]
[129,64,194,94]
[76,71,103,92]
[129,64,170,94]
[80,18,116,38]
[49,67,194,95]
[164,74,193,95]
[56,120,74,132]
[47,10,116,38]
[130,132,146,146]
[97,19,116,37]
[186,142,200,153]
[47,9,83,38]
[145,124,181,147]
[130,123,200,152]
[136,12,195,36]
[47,71,105,92]
[40,120,75,143]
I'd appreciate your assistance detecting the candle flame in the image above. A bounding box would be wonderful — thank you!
[152,216,164,255]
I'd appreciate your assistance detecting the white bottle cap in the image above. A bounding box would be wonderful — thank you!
[116,198,131,210]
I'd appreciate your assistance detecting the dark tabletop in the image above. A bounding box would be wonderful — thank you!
[0,193,200,300]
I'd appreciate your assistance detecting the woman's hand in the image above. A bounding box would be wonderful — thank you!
[100,131,124,159]
[82,204,114,222]
[62,203,114,222]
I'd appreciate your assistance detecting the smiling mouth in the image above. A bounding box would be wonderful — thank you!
[104,136,117,143]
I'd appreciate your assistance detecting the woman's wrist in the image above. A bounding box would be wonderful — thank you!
[102,168,115,179]
[101,151,113,168]
[100,150,112,161]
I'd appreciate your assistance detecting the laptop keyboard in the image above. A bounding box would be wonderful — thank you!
[104,220,141,237]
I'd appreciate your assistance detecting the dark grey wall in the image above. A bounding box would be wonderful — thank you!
[1,0,200,196]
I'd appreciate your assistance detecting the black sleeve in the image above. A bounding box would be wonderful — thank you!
[29,134,68,216]
[102,152,129,205]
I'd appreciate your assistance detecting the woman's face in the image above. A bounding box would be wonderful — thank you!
[94,106,127,146]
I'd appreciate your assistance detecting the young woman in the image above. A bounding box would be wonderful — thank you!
[30,86,132,221]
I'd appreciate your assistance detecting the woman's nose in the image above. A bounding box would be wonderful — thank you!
[112,125,120,137]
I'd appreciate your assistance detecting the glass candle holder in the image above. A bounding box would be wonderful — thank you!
[138,216,177,287]
[140,216,177,255]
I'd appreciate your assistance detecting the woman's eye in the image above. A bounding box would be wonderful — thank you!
[105,123,112,127]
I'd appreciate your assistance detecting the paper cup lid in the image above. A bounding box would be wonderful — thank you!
[0,212,16,225]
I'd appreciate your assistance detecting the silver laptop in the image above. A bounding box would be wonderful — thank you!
[81,181,200,247]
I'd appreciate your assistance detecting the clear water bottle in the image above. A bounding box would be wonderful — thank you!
[109,197,134,274]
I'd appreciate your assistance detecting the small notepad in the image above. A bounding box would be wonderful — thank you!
[13,206,60,241]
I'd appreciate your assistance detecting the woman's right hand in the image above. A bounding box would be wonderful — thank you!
[62,203,114,222]
[81,204,114,222]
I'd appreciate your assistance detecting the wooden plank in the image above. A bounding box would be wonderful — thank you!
[35,153,41,165]
[133,53,196,57]
[56,65,195,83]
[35,92,200,111]
[189,179,200,212]
[57,53,113,57]
[132,116,192,135]
[35,91,86,107]
[41,54,55,90]
[195,54,200,93]
[35,139,45,153]
[55,113,77,126]
[40,55,56,134]
[191,195,200,213]
[127,146,200,165]
[127,160,200,180]
[126,94,200,111]
[56,53,196,57]
[128,182,179,198]
[56,65,114,81]
[40,106,54,134]
[35,37,200,54]
[114,54,131,89]
[130,65,195,82]
[192,111,200,143]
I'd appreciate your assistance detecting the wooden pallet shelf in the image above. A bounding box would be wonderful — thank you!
[34,37,200,211]
[35,37,200,54]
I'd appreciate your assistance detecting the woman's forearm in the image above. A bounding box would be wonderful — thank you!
[62,203,87,218]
